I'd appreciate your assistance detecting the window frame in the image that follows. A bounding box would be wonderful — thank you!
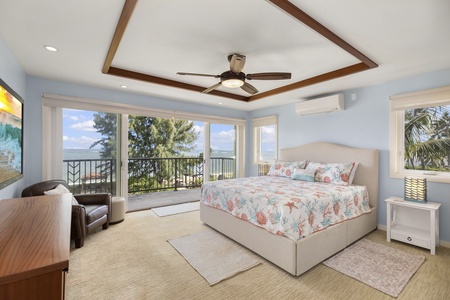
[42,94,247,192]
[252,115,278,165]
[390,85,450,183]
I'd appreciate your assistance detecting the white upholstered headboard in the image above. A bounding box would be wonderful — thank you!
[280,142,379,208]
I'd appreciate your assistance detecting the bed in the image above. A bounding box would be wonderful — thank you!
[200,142,379,276]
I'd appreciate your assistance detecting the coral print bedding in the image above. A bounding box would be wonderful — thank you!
[201,176,371,241]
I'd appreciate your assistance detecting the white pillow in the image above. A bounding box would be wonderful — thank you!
[44,184,79,205]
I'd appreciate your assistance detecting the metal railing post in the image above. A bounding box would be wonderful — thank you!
[174,158,178,191]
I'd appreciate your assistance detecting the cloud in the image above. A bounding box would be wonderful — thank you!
[211,129,235,150]
[71,120,96,132]
[261,125,276,144]
[64,136,100,148]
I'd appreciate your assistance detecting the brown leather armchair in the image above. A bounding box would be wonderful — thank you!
[22,179,112,248]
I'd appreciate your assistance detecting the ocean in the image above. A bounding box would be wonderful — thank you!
[63,149,238,160]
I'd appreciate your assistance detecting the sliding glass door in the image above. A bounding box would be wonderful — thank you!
[62,109,120,195]
[42,94,246,200]
[209,123,236,181]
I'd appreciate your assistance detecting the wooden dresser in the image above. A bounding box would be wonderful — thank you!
[0,194,71,300]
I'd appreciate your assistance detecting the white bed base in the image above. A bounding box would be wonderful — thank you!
[200,142,379,276]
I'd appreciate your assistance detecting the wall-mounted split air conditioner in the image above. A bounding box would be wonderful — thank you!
[295,94,345,116]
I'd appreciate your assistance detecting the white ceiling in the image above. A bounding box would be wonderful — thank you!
[1,0,450,111]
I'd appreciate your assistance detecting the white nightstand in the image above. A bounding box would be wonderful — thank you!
[385,197,441,255]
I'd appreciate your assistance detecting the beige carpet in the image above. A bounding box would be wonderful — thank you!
[168,229,261,285]
[323,238,425,297]
[66,210,450,300]
[152,201,200,217]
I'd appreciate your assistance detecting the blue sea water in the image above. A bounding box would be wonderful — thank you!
[63,149,238,160]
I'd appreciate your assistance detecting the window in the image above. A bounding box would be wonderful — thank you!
[390,85,450,183]
[42,94,246,196]
[253,116,277,164]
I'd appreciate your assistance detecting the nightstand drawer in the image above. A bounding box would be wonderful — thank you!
[391,231,430,249]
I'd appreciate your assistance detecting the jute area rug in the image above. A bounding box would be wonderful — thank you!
[168,229,261,285]
[152,201,200,217]
[323,238,425,298]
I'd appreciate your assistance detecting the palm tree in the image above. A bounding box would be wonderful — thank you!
[404,107,450,170]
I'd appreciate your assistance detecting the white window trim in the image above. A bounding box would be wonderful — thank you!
[390,85,450,183]
[252,115,278,165]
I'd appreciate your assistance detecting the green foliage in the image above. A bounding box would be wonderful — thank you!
[404,106,450,171]
[90,112,117,158]
[91,113,200,191]
[128,116,198,158]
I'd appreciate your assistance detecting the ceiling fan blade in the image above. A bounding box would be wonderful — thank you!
[202,82,222,94]
[241,82,259,95]
[229,53,246,73]
[246,72,292,80]
[177,72,220,78]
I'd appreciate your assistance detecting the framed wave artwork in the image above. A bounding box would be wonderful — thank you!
[0,78,24,190]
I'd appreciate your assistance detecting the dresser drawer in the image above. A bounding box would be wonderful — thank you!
[391,231,430,249]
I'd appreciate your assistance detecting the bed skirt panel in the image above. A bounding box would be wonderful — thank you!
[346,206,378,245]
[295,222,347,275]
[200,202,297,275]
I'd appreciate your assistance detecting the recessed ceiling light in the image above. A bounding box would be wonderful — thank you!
[120,85,128,88]
[44,45,58,52]
[218,102,223,105]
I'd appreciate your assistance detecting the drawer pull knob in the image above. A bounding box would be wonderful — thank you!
[407,237,412,241]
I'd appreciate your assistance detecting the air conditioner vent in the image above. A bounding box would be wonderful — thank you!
[296,94,345,116]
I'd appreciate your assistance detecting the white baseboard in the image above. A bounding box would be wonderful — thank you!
[377,223,449,249]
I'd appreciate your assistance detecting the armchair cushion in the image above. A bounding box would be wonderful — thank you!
[85,205,109,224]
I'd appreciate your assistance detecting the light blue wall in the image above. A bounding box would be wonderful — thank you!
[248,67,450,243]
[0,38,27,199]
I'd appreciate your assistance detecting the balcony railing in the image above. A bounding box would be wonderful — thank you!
[63,157,235,194]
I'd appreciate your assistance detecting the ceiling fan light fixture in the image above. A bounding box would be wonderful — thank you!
[222,78,244,88]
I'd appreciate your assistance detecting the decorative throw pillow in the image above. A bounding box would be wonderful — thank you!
[348,162,359,185]
[306,162,357,186]
[44,184,79,205]
[267,160,307,177]
[291,168,316,182]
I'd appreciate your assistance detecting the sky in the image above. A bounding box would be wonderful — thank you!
[62,109,240,153]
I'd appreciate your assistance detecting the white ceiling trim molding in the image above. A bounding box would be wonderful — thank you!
[42,93,246,126]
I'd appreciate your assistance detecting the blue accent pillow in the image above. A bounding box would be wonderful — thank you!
[291,168,316,182]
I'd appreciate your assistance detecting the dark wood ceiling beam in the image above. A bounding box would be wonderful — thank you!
[102,0,138,74]
[269,0,378,69]
[248,63,370,101]
[102,0,377,103]
[107,67,248,102]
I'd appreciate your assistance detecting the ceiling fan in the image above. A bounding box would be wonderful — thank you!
[176,53,292,95]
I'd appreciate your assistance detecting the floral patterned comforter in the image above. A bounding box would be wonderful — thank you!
[201,176,371,241]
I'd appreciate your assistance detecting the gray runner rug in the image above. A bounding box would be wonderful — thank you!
[168,229,261,285]
[323,238,425,298]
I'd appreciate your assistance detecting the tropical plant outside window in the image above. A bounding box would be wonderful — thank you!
[390,85,450,183]
[404,106,450,172]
